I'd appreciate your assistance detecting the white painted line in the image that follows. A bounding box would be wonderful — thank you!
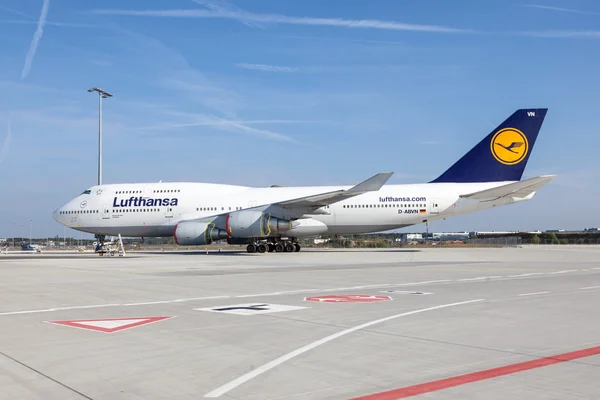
[0,304,121,316]
[507,273,544,278]
[396,279,453,285]
[0,275,514,317]
[593,268,600,270]
[458,277,495,282]
[518,292,550,297]
[548,270,577,275]
[203,299,485,398]
[580,286,600,290]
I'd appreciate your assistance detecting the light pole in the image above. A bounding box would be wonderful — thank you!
[29,219,32,243]
[87,87,113,186]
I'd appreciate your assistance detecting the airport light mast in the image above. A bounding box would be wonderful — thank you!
[87,87,113,186]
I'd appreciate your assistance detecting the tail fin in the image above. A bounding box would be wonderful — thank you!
[430,108,548,183]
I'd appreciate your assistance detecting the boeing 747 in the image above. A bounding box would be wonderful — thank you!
[53,108,554,253]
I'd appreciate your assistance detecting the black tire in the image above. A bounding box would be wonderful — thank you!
[284,242,295,252]
[274,243,284,252]
[294,243,301,252]
[268,244,275,252]
[247,244,256,253]
[257,243,267,253]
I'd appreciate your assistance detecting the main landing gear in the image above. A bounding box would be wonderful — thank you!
[246,240,301,254]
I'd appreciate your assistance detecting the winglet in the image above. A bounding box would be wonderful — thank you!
[348,172,393,193]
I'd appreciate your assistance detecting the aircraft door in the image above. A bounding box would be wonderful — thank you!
[165,206,173,219]
[102,204,110,219]
[430,200,440,215]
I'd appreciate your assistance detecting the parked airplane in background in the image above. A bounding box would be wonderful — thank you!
[53,109,554,253]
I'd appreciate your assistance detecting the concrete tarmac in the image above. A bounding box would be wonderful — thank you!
[1,246,599,399]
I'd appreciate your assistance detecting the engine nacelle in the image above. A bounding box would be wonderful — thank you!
[285,218,328,237]
[174,221,228,246]
[226,210,291,238]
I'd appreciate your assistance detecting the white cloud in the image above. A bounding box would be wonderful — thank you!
[522,4,600,16]
[94,29,300,143]
[236,63,298,72]
[133,119,308,130]
[91,8,471,34]
[522,30,600,39]
[0,119,12,164]
[134,113,299,143]
[192,0,266,28]
[21,0,50,79]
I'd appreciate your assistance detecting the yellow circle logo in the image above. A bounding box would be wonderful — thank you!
[490,128,529,165]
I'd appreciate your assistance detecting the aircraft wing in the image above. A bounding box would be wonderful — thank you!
[459,175,556,200]
[177,172,394,224]
[277,172,393,209]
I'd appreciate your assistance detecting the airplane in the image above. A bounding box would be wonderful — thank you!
[53,108,555,254]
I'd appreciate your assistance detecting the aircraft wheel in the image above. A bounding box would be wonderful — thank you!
[247,244,257,253]
[294,243,301,252]
[257,243,267,253]
[284,242,295,252]
[274,243,284,252]
[268,244,275,252]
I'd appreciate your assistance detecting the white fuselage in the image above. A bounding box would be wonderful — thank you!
[53,180,524,238]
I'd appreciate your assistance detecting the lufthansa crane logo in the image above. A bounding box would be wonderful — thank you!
[490,128,529,165]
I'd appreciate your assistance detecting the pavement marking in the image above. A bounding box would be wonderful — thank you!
[517,291,550,297]
[0,281,451,316]
[381,290,433,295]
[0,269,588,317]
[548,270,577,274]
[195,303,308,315]
[202,299,484,398]
[580,286,600,290]
[0,304,122,316]
[397,280,452,285]
[507,273,544,278]
[46,316,174,333]
[350,345,600,400]
[457,276,496,282]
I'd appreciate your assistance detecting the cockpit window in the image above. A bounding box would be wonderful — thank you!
[81,190,91,195]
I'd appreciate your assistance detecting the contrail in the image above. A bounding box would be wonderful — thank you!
[21,0,50,79]
[0,119,12,164]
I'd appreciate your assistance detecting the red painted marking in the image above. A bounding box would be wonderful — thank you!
[173,224,179,244]
[47,316,173,333]
[352,346,600,400]
[225,213,232,237]
[304,295,392,303]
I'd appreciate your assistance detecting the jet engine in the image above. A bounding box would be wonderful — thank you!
[226,210,291,238]
[174,221,228,246]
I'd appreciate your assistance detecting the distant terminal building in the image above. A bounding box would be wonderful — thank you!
[470,231,541,237]
[399,232,470,242]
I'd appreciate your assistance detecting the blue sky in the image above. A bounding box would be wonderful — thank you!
[1,0,599,238]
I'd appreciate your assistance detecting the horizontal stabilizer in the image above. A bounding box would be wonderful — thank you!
[459,175,556,200]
